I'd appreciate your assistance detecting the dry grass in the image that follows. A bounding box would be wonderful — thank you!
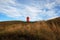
[0,17,60,40]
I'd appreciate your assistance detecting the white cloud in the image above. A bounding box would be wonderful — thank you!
[45,2,56,9]
[0,0,59,21]
[0,0,21,18]
[0,6,22,18]
[55,0,60,4]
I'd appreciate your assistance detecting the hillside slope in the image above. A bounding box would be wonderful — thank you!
[0,17,60,40]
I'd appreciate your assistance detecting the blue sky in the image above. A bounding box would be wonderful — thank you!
[0,0,60,21]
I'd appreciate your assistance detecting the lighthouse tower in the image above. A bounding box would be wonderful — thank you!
[26,17,30,22]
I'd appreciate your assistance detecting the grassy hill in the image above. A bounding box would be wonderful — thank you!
[0,17,60,40]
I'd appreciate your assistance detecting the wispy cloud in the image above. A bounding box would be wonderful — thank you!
[0,0,60,21]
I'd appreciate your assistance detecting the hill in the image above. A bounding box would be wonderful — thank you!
[0,17,60,40]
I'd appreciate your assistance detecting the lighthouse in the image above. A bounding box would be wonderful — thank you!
[26,17,30,22]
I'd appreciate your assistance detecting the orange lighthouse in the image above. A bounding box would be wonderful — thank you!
[26,17,30,22]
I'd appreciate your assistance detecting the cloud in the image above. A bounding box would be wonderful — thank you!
[55,0,60,4]
[0,0,60,21]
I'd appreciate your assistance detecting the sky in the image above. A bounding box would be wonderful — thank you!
[0,0,60,21]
